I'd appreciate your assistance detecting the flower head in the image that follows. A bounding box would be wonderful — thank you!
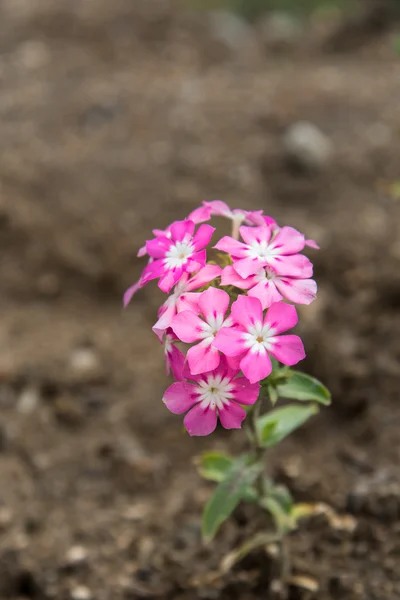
[214,296,305,384]
[163,357,260,436]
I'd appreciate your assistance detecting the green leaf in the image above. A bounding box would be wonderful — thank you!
[202,458,263,541]
[268,384,279,406]
[277,371,331,405]
[256,403,319,448]
[196,452,234,483]
[261,497,295,534]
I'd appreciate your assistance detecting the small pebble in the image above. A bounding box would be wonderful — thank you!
[17,387,40,414]
[283,121,333,171]
[70,586,92,600]
[65,545,89,567]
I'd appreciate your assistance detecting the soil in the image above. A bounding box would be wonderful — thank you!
[1,1,400,599]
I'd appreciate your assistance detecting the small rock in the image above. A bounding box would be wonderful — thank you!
[208,10,258,60]
[0,507,13,529]
[70,585,92,600]
[17,387,40,415]
[68,347,104,384]
[258,12,303,51]
[283,121,333,171]
[64,546,89,568]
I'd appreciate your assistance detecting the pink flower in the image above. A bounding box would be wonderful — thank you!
[164,329,185,381]
[263,216,320,250]
[215,225,313,279]
[152,265,221,341]
[214,296,305,384]
[163,357,260,436]
[171,287,232,375]
[143,220,215,293]
[221,265,317,309]
[203,200,266,227]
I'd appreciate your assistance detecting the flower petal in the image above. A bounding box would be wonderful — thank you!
[142,259,165,283]
[176,292,201,313]
[184,404,218,436]
[186,264,221,291]
[218,402,246,430]
[152,296,177,340]
[268,334,305,366]
[187,250,206,272]
[158,267,182,293]
[266,254,313,278]
[231,377,260,405]
[214,236,248,258]
[231,295,263,329]
[268,226,305,255]
[198,287,230,321]
[214,327,246,357]
[221,265,255,289]
[305,239,320,250]
[248,280,283,309]
[171,310,206,343]
[203,200,233,218]
[145,236,172,258]
[240,347,272,383]
[163,382,196,414]
[192,224,215,251]
[123,279,144,307]
[170,219,195,242]
[275,277,317,305]
[239,225,271,246]
[166,345,186,381]
[187,341,220,375]
[264,302,298,334]
[232,257,262,279]
[188,205,212,224]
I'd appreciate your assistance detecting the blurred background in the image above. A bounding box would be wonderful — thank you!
[0,0,400,598]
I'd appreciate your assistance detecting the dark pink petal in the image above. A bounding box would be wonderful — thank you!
[231,377,260,405]
[239,225,271,246]
[203,200,233,218]
[159,267,183,293]
[275,277,317,305]
[198,287,230,321]
[188,205,213,224]
[184,403,218,436]
[123,279,144,307]
[221,265,255,289]
[264,302,298,334]
[267,254,313,278]
[216,354,241,380]
[214,236,248,258]
[264,216,279,229]
[163,382,196,414]
[192,224,215,251]
[268,226,305,255]
[226,354,245,372]
[170,220,195,242]
[214,327,246,357]
[142,259,165,283]
[268,334,305,366]
[305,239,320,250]
[218,402,246,430]
[167,345,186,381]
[187,341,220,375]
[187,250,207,273]
[231,295,263,329]
[171,310,205,343]
[248,280,283,309]
[240,348,272,383]
[145,236,172,258]
[232,257,262,279]
[186,264,221,291]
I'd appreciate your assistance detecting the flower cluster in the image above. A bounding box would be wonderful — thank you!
[125,201,318,436]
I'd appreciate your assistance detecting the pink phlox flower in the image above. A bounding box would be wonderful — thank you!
[171,286,233,376]
[137,225,173,258]
[214,296,305,384]
[163,356,260,436]
[262,216,319,250]
[143,219,215,293]
[221,265,317,309]
[203,200,266,227]
[152,264,221,341]
[164,329,186,381]
[215,224,313,279]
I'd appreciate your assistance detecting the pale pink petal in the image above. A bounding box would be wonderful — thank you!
[167,345,186,381]
[192,224,215,250]
[153,227,171,237]
[264,302,298,334]
[145,236,172,258]
[203,200,233,218]
[187,341,220,375]
[264,216,279,229]
[171,310,205,343]
[268,334,305,366]
[158,267,183,293]
[188,205,212,224]
[184,404,217,436]
[186,264,221,291]
[218,402,246,430]
[170,220,195,242]
[214,236,248,258]
[305,239,320,250]
[152,296,177,340]
[231,295,263,329]
[243,210,266,226]
[176,292,201,313]
[266,254,313,278]
[248,280,283,309]
[239,225,271,246]
[123,280,143,307]
[231,378,260,405]
[232,256,262,279]
[137,244,147,257]
[163,382,196,414]
[214,328,246,357]
[240,348,272,383]
[198,287,230,321]
[221,265,255,289]
[275,277,317,305]
[268,226,305,254]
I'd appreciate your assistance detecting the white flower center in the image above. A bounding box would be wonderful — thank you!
[198,314,232,346]
[242,321,275,353]
[164,241,194,270]
[195,374,234,410]
[254,268,276,283]
[246,240,275,261]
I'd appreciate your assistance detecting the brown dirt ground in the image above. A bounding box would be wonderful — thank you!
[1,2,400,599]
